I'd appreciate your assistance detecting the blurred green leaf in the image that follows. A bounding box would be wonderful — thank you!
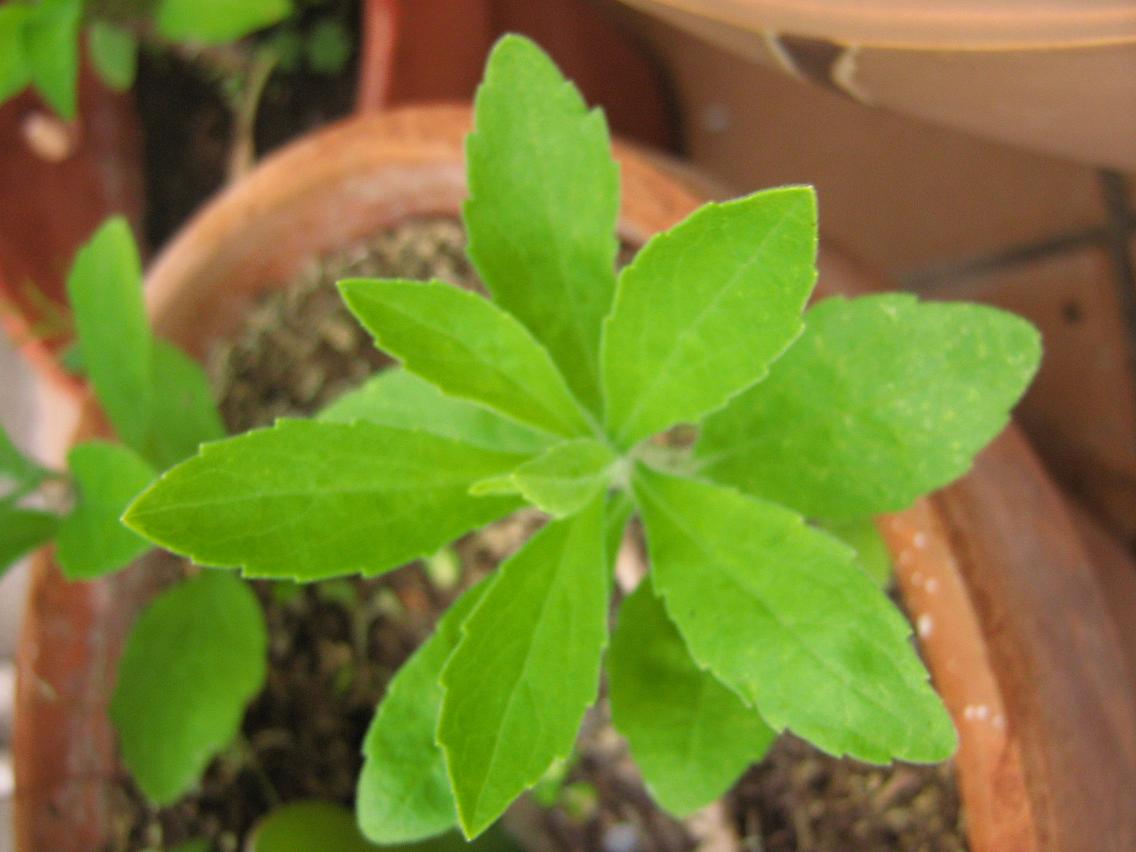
[250,801,378,852]
[56,441,154,580]
[0,3,32,104]
[110,571,268,804]
[157,0,292,44]
[88,20,137,91]
[0,502,57,578]
[305,18,350,75]
[23,0,81,118]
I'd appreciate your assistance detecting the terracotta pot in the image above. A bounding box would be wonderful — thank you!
[14,104,1136,851]
[611,0,1136,171]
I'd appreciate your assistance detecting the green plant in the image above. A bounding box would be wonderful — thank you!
[0,0,295,119]
[0,217,268,806]
[122,33,1042,842]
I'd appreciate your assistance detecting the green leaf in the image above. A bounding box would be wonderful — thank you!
[464,34,619,414]
[0,4,32,104]
[358,580,491,844]
[67,220,222,469]
[439,497,607,838]
[818,517,893,587]
[632,466,956,764]
[609,580,775,816]
[339,279,593,439]
[124,420,525,581]
[319,368,554,455]
[88,21,137,91]
[601,187,816,448]
[157,0,292,44]
[144,340,226,469]
[0,503,58,577]
[304,18,351,76]
[472,438,617,518]
[696,293,1042,518]
[110,571,268,804]
[23,0,81,119]
[250,801,378,852]
[0,424,50,501]
[66,217,152,455]
[56,441,154,580]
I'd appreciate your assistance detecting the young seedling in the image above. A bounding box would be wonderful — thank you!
[125,35,1041,842]
[0,217,266,806]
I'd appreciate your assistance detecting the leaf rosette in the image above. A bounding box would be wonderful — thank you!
[124,34,1041,841]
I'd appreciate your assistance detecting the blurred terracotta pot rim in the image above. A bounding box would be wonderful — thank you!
[617,0,1136,50]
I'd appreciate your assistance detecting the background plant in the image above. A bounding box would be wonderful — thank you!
[0,0,291,119]
[124,34,1042,843]
[0,0,352,182]
[0,217,268,810]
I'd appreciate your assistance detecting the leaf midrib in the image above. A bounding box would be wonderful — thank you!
[363,289,586,437]
[611,206,801,445]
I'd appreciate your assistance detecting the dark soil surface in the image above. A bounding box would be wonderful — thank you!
[106,217,967,851]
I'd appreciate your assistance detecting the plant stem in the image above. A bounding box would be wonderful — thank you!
[227,50,278,183]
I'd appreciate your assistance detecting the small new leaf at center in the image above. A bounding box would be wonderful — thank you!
[471,437,617,518]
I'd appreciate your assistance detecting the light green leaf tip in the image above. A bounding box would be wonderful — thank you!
[439,497,607,838]
[471,438,617,518]
[66,216,152,455]
[56,441,154,581]
[601,186,817,448]
[110,571,267,805]
[465,34,619,415]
